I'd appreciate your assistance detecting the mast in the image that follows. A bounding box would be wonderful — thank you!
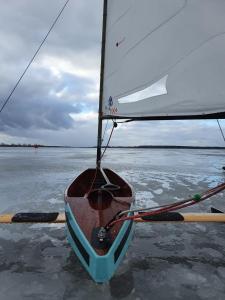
[96,0,108,168]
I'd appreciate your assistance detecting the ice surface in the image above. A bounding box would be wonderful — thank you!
[1,147,225,299]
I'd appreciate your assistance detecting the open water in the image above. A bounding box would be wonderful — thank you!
[1,147,225,300]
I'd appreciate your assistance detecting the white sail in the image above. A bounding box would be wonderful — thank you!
[102,0,225,119]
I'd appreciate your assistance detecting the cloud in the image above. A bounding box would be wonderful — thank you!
[0,0,102,145]
[0,0,224,147]
[0,67,89,130]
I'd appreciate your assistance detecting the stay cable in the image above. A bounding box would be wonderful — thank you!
[0,0,70,114]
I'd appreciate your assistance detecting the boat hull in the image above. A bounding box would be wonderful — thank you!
[64,168,134,282]
[65,203,134,282]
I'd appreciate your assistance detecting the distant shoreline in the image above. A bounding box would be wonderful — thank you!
[1,144,225,150]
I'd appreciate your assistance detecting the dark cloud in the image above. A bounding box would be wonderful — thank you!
[0,66,97,131]
[0,0,102,61]
[0,0,102,144]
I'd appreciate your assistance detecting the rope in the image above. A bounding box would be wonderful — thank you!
[105,181,225,229]
[0,0,70,114]
[86,168,98,196]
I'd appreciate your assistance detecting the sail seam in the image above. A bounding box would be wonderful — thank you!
[105,0,187,81]
[107,0,134,33]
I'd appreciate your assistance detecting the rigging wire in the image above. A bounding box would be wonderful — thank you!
[101,118,132,159]
[0,0,70,114]
[102,119,109,143]
[87,121,118,195]
[101,121,117,160]
[217,119,225,143]
[87,121,117,195]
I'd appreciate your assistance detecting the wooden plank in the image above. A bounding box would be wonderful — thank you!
[0,214,13,224]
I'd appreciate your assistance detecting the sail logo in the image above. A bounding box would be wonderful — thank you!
[108,97,118,115]
[108,96,113,107]
[109,107,118,115]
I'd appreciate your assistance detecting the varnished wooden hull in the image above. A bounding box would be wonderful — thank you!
[64,168,134,282]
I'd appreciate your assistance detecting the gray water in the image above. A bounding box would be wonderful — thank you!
[1,147,225,300]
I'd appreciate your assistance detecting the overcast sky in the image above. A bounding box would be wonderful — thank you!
[0,0,224,147]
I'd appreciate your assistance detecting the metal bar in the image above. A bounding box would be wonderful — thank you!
[96,0,108,167]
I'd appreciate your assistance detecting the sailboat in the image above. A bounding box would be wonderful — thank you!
[1,0,225,284]
[64,3,135,283]
[64,0,225,282]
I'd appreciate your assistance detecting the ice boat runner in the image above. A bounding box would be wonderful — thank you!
[1,0,225,284]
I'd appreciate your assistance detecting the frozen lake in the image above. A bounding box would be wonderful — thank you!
[1,147,225,299]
